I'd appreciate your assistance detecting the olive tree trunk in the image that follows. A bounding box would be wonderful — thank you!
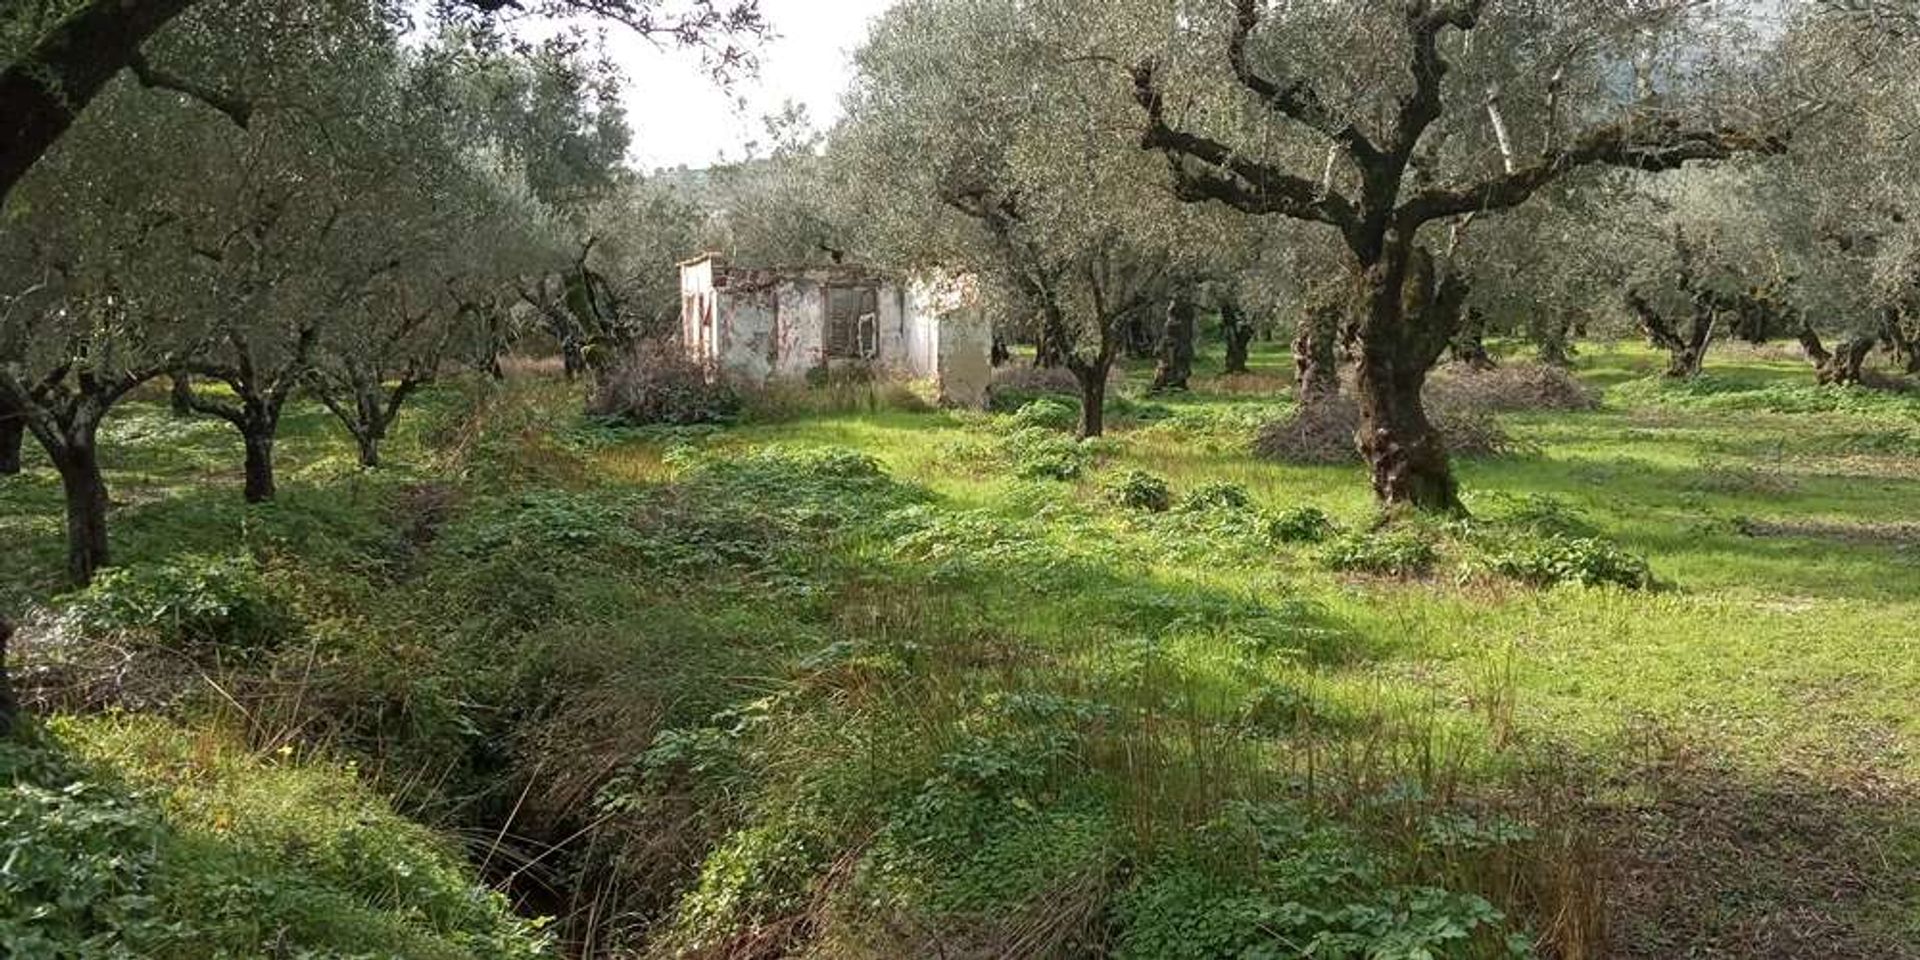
[1293,303,1342,407]
[1151,293,1196,392]
[1073,364,1108,439]
[1798,326,1874,386]
[1352,247,1467,514]
[1881,307,1919,374]
[1220,298,1255,374]
[182,380,291,504]
[1627,290,1716,378]
[241,424,277,503]
[1451,308,1495,370]
[170,373,194,417]
[0,406,22,476]
[52,431,112,586]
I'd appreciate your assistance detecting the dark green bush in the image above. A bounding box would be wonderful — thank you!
[1481,534,1653,589]
[1181,480,1253,512]
[63,554,293,654]
[1319,530,1438,576]
[1267,505,1338,544]
[1001,427,1090,481]
[1008,396,1081,432]
[1104,469,1174,512]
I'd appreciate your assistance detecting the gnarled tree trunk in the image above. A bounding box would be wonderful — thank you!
[185,388,285,504]
[1451,307,1495,370]
[314,361,428,469]
[1220,297,1255,374]
[1151,293,1196,391]
[1071,361,1108,439]
[241,422,277,503]
[1293,302,1342,407]
[1354,246,1467,514]
[1532,315,1574,367]
[0,400,22,476]
[52,432,112,586]
[1034,332,1066,369]
[1124,315,1153,360]
[1627,290,1716,378]
[170,373,194,417]
[1798,326,1874,387]
[1881,307,1919,375]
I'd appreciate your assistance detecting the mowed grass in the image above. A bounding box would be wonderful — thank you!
[2,342,1915,955]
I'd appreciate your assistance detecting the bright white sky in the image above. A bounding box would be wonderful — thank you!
[609,0,899,172]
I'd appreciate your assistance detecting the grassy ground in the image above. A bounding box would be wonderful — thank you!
[1,342,1915,958]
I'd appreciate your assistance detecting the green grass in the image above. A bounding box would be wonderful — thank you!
[1,343,1914,957]
[0,715,550,958]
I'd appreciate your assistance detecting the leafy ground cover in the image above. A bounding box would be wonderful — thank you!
[1,343,1915,958]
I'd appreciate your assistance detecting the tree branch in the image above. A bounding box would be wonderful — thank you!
[1391,0,1485,156]
[127,52,253,128]
[1131,59,1356,226]
[1227,0,1381,164]
[1396,120,1788,227]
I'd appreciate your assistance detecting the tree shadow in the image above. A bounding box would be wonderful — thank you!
[1581,750,1918,959]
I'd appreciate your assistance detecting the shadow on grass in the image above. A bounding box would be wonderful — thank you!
[1587,754,1918,959]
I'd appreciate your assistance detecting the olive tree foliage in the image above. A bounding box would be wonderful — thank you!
[1102,0,1788,512]
[418,34,640,378]
[303,106,564,469]
[699,103,857,267]
[125,0,420,503]
[1770,4,1920,377]
[0,79,212,585]
[0,0,765,209]
[837,0,1221,438]
[549,179,705,350]
[0,2,562,583]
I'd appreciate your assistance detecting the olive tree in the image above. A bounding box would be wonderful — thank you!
[0,0,765,207]
[1124,0,1787,511]
[839,0,1211,438]
[1771,6,1920,379]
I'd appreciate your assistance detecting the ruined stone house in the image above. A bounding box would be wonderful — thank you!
[678,254,991,407]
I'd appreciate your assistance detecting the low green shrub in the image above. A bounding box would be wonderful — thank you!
[1001,427,1091,481]
[1267,505,1338,544]
[63,553,293,654]
[1104,470,1174,513]
[1181,480,1253,513]
[1481,534,1653,589]
[1007,396,1081,432]
[1319,530,1439,576]
[987,365,1081,412]
[1484,493,1597,538]
[1612,375,1920,417]
[1110,802,1527,960]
